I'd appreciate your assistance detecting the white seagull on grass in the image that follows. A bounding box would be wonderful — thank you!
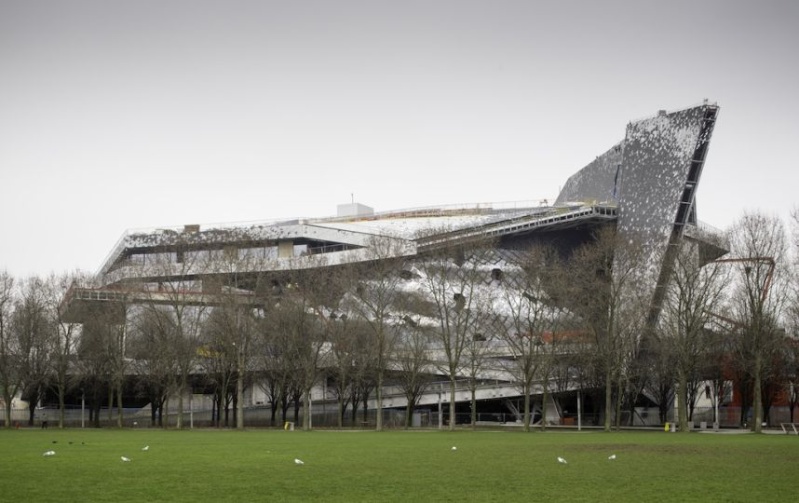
[121,456,131,462]
[557,456,568,464]
[294,458,304,465]
[141,445,149,451]
[43,450,55,457]
[608,454,616,460]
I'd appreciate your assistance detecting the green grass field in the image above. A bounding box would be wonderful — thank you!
[1,428,796,502]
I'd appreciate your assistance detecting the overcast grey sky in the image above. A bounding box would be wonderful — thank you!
[1,0,797,277]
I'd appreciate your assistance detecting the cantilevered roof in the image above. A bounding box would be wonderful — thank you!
[89,101,724,310]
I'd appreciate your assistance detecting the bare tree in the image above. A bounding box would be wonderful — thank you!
[74,303,124,427]
[106,305,129,428]
[415,237,495,430]
[0,272,19,428]
[787,207,799,422]
[660,244,728,432]
[269,265,337,431]
[12,276,55,426]
[704,327,734,427]
[199,307,241,427]
[538,318,578,430]
[393,316,434,428]
[136,241,209,429]
[461,325,497,429]
[726,212,788,432]
[641,334,677,424]
[326,309,369,428]
[352,357,376,425]
[785,338,799,423]
[253,307,291,427]
[496,246,564,431]
[128,307,174,427]
[567,227,650,431]
[347,236,411,431]
[43,272,89,428]
[253,273,322,429]
[203,246,266,429]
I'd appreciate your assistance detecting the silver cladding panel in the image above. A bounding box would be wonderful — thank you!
[618,106,707,248]
[554,142,624,206]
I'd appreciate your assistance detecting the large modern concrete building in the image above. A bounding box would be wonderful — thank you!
[59,101,725,427]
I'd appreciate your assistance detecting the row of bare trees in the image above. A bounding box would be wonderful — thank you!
[2,209,798,432]
[650,211,799,433]
[0,273,89,427]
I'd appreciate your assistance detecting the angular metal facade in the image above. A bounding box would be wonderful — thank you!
[555,103,721,326]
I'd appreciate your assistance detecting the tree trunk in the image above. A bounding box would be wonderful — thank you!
[93,403,101,428]
[116,380,124,428]
[236,374,244,429]
[523,386,531,432]
[58,385,65,429]
[3,394,11,429]
[211,393,218,427]
[281,393,289,423]
[614,379,624,431]
[362,393,369,422]
[541,384,549,432]
[163,398,169,429]
[224,396,231,427]
[448,378,456,431]
[176,381,185,429]
[302,392,311,430]
[753,356,763,433]
[677,371,689,433]
[107,383,114,423]
[376,374,384,431]
[470,387,477,430]
[603,370,612,432]
[232,390,238,427]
